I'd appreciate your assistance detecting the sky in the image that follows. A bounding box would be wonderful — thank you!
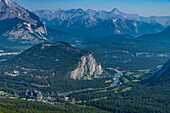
[13,0,170,17]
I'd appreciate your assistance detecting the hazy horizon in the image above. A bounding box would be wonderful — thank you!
[13,0,170,17]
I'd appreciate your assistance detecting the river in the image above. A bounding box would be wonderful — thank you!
[111,72,123,87]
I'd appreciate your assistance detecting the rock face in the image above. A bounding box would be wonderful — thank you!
[34,8,165,36]
[0,0,39,23]
[2,20,48,44]
[0,0,47,44]
[70,54,105,80]
[0,0,11,5]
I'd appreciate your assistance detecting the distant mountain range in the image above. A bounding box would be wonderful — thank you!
[0,0,48,44]
[34,8,170,27]
[0,0,169,45]
[34,8,169,36]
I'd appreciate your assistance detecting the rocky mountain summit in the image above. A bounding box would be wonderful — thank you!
[0,0,47,44]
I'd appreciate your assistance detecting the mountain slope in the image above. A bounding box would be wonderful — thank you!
[138,27,170,42]
[34,8,164,36]
[151,56,170,85]
[0,0,47,44]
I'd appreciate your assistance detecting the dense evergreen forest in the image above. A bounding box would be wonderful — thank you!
[0,98,108,113]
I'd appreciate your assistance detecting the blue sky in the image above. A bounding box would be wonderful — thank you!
[13,0,170,17]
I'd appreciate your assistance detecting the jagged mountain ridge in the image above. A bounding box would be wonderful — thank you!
[0,0,48,44]
[0,41,109,80]
[34,8,138,21]
[34,8,166,36]
[34,8,170,27]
